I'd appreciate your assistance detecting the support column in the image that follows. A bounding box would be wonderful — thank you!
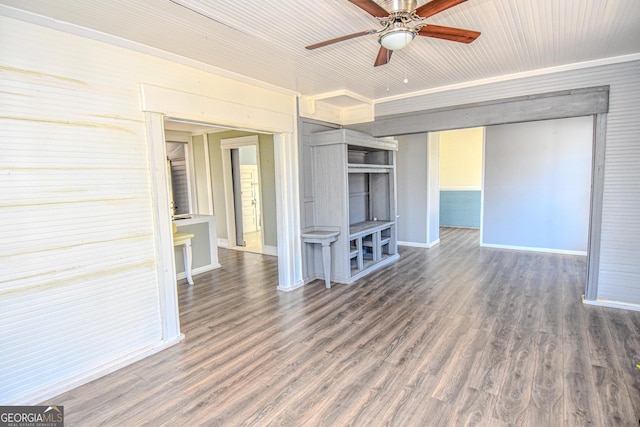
[274,132,304,291]
[426,132,441,247]
[585,113,606,301]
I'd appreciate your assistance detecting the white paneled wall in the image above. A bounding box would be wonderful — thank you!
[0,15,296,404]
[0,19,160,404]
[377,60,640,306]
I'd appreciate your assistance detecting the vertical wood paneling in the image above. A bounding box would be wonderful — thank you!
[377,60,640,305]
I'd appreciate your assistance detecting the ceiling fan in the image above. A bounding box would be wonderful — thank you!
[306,0,480,66]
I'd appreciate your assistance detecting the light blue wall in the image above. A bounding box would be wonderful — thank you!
[483,116,593,252]
[440,191,481,228]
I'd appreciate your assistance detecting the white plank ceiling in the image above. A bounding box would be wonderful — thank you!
[1,0,639,101]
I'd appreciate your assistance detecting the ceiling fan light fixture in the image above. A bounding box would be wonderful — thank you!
[379,27,416,50]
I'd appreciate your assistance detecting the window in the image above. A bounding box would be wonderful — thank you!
[167,141,191,218]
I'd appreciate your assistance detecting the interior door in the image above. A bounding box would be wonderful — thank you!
[240,165,260,233]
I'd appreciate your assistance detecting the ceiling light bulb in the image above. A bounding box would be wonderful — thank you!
[379,28,416,50]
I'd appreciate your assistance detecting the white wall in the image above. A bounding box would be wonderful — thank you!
[483,117,593,253]
[0,14,297,404]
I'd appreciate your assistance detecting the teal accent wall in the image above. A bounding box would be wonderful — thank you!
[440,191,481,228]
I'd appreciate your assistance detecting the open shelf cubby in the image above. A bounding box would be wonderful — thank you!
[308,129,399,284]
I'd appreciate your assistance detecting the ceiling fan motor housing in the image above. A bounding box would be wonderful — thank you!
[379,0,417,14]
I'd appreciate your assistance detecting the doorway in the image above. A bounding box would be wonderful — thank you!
[221,135,270,255]
[428,117,593,254]
[232,144,263,252]
[437,127,484,236]
[397,117,593,254]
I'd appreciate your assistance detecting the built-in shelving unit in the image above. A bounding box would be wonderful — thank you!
[307,129,399,284]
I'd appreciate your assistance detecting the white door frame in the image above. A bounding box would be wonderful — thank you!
[140,84,303,343]
[220,135,262,250]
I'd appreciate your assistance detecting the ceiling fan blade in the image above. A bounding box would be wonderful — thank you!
[349,0,389,17]
[374,46,392,67]
[415,0,468,18]
[418,24,480,43]
[306,30,374,50]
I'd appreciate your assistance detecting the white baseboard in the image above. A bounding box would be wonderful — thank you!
[9,335,184,405]
[277,279,305,292]
[399,240,440,248]
[217,238,229,248]
[480,243,587,256]
[176,263,221,280]
[582,297,640,312]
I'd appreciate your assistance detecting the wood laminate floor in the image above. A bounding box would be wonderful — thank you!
[49,228,640,426]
